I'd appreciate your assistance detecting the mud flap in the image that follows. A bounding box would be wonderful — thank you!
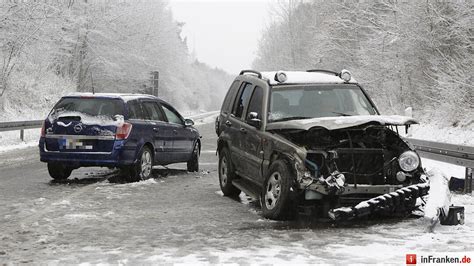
[328,183,430,221]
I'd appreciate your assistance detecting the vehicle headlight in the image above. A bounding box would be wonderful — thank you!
[398,151,420,172]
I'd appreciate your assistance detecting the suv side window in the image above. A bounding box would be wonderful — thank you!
[161,104,184,125]
[246,86,264,122]
[128,100,145,120]
[232,83,253,119]
[222,80,240,114]
[142,101,165,122]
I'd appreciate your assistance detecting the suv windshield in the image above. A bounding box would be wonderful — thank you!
[51,97,124,118]
[269,84,376,122]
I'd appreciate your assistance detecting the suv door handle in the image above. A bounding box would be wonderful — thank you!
[173,129,178,135]
[240,128,247,134]
[153,127,159,132]
[225,120,232,127]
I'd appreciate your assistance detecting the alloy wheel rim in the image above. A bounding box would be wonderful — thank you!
[265,171,282,210]
[141,150,152,178]
[194,144,199,160]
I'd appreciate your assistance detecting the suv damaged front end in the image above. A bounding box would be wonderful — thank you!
[267,115,429,221]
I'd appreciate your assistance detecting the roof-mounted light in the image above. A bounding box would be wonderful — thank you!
[339,69,352,82]
[274,71,287,83]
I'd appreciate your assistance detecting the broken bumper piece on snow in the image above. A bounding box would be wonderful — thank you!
[328,182,430,221]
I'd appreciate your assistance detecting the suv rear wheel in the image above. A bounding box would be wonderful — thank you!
[261,160,296,220]
[47,163,72,180]
[218,147,241,196]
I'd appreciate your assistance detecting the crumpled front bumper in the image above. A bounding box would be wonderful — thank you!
[328,182,430,221]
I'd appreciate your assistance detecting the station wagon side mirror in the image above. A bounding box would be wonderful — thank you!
[247,112,261,128]
[184,118,194,127]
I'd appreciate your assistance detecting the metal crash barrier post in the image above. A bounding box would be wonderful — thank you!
[465,167,473,194]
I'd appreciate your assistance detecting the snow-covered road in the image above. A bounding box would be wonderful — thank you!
[0,117,472,264]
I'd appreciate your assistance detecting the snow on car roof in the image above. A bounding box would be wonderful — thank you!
[65,92,158,102]
[260,71,357,85]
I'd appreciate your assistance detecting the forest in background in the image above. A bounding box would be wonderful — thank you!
[0,0,232,121]
[253,0,473,127]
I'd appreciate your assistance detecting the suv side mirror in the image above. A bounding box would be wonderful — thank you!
[184,119,194,127]
[247,112,261,128]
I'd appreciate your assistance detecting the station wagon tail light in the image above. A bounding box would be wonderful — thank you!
[116,122,133,140]
[340,69,352,82]
[274,71,287,83]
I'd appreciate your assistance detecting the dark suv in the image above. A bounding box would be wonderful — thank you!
[216,70,429,221]
[39,93,200,182]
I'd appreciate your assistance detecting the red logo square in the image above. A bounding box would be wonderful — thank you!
[406,254,417,265]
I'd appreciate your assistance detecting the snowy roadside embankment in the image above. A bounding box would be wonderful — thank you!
[408,123,474,146]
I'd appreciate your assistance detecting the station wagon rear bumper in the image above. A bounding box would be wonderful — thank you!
[39,137,137,167]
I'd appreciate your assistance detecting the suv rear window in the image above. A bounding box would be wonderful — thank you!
[52,97,124,118]
[221,80,240,113]
[232,83,253,119]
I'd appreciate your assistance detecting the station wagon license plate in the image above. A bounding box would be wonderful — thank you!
[59,138,93,150]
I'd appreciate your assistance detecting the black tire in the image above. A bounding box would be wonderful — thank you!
[261,160,297,220]
[125,146,153,182]
[47,162,72,180]
[187,142,200,172]
[218,147,241,196]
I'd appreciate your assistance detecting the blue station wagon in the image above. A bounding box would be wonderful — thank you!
[39,93,201,181]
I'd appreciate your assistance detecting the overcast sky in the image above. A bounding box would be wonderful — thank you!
[169,0,272,75]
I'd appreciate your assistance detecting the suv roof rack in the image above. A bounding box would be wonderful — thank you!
[239,70,262,79]
[306,69,339,76]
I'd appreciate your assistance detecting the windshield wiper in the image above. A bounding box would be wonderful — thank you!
[332,112,352,117]
[271,116,312,122]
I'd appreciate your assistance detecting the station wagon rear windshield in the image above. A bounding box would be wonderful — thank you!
[51,97,124,118]
[269,84,376,122]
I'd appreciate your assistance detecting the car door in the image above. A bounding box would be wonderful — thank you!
[160,103,194,163]
[228,82,254,171]
[239,86,265,182]
[125,100,151,158]
[141,100,173,164]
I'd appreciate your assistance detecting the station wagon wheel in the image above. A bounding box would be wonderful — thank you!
[140,148,153,178]
[261,160,297,220]
[47,162,73,180]
[187,142,200,172]
[126,146,153,182]
[218,147,240,196]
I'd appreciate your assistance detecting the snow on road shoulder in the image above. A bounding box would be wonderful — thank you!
[0,139,37,153]
[0,124,41,154]
[424,168,451,228]
[408,123,474,146]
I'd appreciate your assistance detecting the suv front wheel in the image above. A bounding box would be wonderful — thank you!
[218,147,241,196]
[261,160,296,220]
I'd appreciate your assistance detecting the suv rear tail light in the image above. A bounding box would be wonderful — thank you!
[41,121,46,137]
[115,122,132,140]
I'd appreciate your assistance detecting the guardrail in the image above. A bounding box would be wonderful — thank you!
[405,138,473,194]
[0,120,42,141]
